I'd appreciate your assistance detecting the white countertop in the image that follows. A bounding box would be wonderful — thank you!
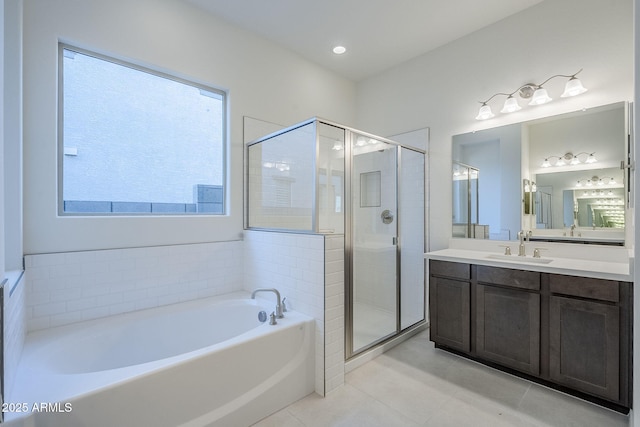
[425,239,632,282]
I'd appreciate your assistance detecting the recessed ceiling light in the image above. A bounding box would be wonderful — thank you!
[332,46,346,55]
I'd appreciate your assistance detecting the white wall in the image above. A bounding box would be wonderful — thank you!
[633,1,639,425]
[22,0,356,254]
[3,0,26,403]
[356,0,634,251]
[4,0,23,272]
[1,0,6,280]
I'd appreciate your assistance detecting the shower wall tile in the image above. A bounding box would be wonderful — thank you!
[324,234,345,394]
[24,241,244,332]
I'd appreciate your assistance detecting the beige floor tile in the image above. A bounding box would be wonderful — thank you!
[252,408,305,427]
[286,384,419,427]
[346,358,455,424]
[516,384,629,427]
[424,389,540,427]
[253,329,630,427]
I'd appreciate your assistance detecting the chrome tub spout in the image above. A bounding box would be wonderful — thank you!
[251,288,284,318]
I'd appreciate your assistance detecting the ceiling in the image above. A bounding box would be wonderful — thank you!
[185,0,544,81]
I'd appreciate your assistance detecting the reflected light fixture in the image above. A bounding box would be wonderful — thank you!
[475,69,587,120]
[574,175,620,188]
[540,152,596,168]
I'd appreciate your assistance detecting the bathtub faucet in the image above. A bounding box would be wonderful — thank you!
[251,288,284,318]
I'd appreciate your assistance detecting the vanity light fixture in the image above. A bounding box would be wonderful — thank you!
[475,69,587,120]
[540,152,596,168]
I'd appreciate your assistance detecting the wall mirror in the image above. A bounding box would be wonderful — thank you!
[452,101,628,245]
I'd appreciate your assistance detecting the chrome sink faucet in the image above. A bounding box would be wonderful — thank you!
[517,230,526,257]
[251,288,284,318]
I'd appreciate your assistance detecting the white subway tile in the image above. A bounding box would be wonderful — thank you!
[49,288,81,302]
[33,301,67,317]
[81,306,111,321]
[67,297,98,313]
[27,316,51,332]
[49,311,83,328]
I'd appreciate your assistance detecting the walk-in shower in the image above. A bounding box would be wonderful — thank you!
[246,118,426,358]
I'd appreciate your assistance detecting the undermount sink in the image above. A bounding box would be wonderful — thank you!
[486,254,554,264]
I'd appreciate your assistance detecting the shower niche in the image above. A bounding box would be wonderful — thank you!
[246,118,426,359]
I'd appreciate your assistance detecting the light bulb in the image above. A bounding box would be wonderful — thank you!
[332,46,346,55]
[529,87,552,105]
[476,103,494,120]
[501,96,521,113]
[586,153,597,164]
[561,77,588,97]
[542,158,551,168]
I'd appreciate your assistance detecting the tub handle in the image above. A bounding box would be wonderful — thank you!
[269,312,277,325]
[282,297,288,312]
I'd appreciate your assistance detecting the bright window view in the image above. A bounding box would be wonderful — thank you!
[60,45,226,215]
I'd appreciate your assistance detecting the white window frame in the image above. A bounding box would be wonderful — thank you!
[57,43,228,216]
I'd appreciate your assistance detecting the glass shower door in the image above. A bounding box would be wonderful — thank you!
[351,135,397,353]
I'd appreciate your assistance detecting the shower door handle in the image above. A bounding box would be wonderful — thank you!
[392,237,397,245]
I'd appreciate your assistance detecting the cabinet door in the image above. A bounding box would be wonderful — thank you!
[549,295,620,401]
[429,276,470,352]
[476,284,540,375]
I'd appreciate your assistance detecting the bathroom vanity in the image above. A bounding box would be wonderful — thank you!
[426,245,632,412]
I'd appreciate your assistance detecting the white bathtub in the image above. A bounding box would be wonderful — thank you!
[6,292,315,427]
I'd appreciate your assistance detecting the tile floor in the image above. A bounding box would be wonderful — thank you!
[253,330,630,427]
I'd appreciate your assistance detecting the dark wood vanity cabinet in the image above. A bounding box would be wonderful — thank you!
[476,266,541,375]
[548,274,631,405]
[429,261,471,352]
[428,259,632,410]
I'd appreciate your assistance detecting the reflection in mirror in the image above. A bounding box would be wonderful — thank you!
[528,103,626,245]
[452,101,628,245]
[523,179,536,215]
[452,124,522,240]
[452,163,481,238]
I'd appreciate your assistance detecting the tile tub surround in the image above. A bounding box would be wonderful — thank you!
[5,272,26,400]
[23,231,346,399]
[24,241,244,331]
[243,230,346,396]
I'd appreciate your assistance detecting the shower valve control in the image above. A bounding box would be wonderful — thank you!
[381,210,394,224]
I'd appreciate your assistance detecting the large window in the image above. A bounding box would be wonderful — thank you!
[59,44,226,215]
